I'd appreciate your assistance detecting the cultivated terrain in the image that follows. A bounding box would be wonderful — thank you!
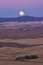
[0,21,43,65]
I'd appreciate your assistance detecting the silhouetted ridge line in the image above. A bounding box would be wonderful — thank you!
[0,16,43,22]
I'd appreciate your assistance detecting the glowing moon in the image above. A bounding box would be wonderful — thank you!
[19,11,24,16]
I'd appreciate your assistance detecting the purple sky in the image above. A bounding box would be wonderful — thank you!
[0,0,43,17]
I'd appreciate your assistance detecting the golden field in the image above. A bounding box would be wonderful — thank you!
[0,38,43,65]
[0,38,43,45]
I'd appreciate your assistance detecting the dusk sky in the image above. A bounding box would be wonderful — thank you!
[0,0,43,17]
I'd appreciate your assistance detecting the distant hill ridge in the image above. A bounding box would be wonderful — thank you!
[0,16,43,22]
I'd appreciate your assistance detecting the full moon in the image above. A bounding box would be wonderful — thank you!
[19,11,24,16]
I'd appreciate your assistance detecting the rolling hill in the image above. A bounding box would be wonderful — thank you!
[0,16,43,22]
